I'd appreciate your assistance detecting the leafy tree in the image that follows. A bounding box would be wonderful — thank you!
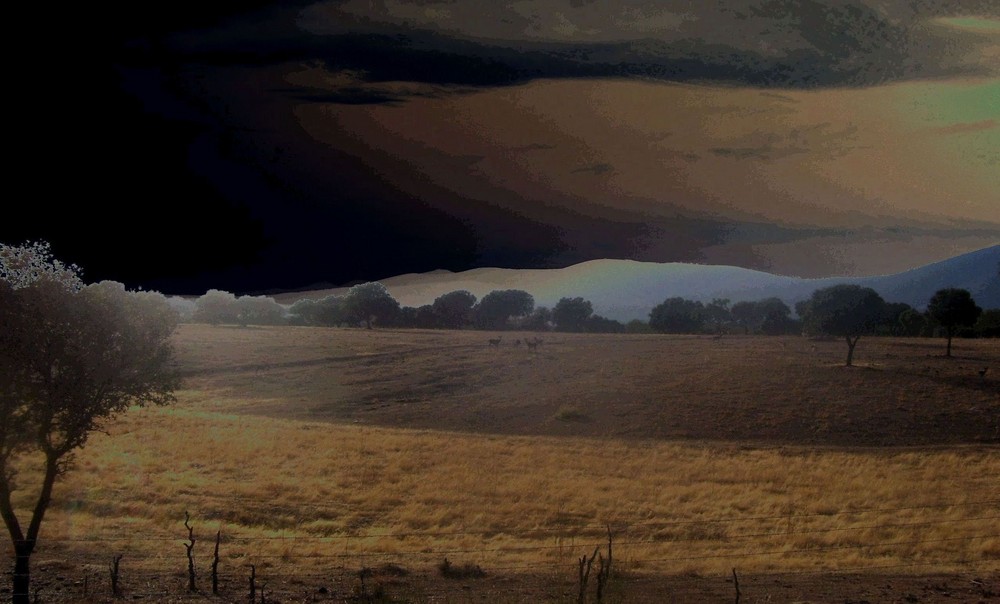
[586,315,625,333]
[760,309,800,335]
[166,296,196,322]
[731,298,789,334]
[926,288,983,357]
[473,289,534,330]
[288,298,320,325]
[314,295,348,326]
[648,297,705,334]
[897,308,927,337]
[343,282,400,329]
[414,304,438,328]
[552,297,594,332]
[799,284,886,366]
[392,306,419,328]
[521,306,552,331]
[432,290,476,329]
[975,309,1000,338]
[872,302,913,336]
[236,295,285,326]
[704,298,732,332]
[730,301,758,334]
[192,289,239,324]
[1,242,178,604]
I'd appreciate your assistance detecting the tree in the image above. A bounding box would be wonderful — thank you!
[926,288,983,357]
[799,284,886,366]
[760,308,800,335]
[552,297,593,332]
[897,308,927,337]
[343,282,400,329]
[236,295,285,326]
[192,289,239,324]
[648,297,705,334]
[431,290,476,329]
[314,295,348,326]
[521,306,552,331]
[878,302,914,336]
[586,314,625,333]
[975,309,1000,338]
[704,298,732,333]
[473,289,534,330]
[288,297,320,325]
[731,298,790,335]
[1,242,178,604]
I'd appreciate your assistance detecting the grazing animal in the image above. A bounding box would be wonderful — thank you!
[526,338,540,351]
[488,336,503,347]
[979,367,989,378]
[514,339,521,347]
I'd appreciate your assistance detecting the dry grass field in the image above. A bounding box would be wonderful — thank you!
[3,325,999,602]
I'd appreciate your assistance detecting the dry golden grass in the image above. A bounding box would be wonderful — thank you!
[3,325,999,599]
[176,325,1000,446]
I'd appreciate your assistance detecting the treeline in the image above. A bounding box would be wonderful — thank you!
[180,282,1000,339]
[180,284,629,333]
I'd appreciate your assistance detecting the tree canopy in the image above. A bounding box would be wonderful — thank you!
[473,289,534,330]
[649,297,705,333]
[552,297,594,332]
[432,290,477,329]
[0,242,179,604]
[343,282,400,329]
[926,288,982,356]
[799,284,886,366]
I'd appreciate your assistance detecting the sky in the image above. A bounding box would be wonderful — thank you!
[5,0,998,295]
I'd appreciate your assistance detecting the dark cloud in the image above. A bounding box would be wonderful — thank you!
[571,163,614,175]
[8,0,998,292]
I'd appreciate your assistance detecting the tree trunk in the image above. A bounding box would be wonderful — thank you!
[13,540,33,604]
[845,335,858,367]
[5,455,59,604]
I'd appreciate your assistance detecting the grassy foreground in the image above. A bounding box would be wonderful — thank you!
[3,325,998,600]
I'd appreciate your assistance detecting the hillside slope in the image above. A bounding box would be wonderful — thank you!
[284,245,999,321]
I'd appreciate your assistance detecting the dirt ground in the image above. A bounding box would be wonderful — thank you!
[176,326,1000,447]
[10,565,1000,603]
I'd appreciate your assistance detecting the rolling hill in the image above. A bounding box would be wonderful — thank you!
[286,245,999,321]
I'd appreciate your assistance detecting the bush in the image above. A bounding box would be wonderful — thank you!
[438,557,486,579]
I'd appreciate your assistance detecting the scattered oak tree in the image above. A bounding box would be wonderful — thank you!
[552,297,594,332]
[431,290,477,329]
[192,289,240,325]
[926,288,982,357]
[799,284,886,366]
[343,282,400,329]
[0,242,179,604]
[975,309,1000,338]
[731,298,790,335]
[521,306,552,331]
[473,289,534,330]
[236,295,285,326]
[648,297,705,334]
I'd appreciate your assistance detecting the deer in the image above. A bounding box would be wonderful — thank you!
[488,336,503,347]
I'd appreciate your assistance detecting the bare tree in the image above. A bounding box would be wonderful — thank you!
[0,242,179,604]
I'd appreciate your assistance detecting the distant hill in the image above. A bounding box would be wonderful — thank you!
[284,245,999,321]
